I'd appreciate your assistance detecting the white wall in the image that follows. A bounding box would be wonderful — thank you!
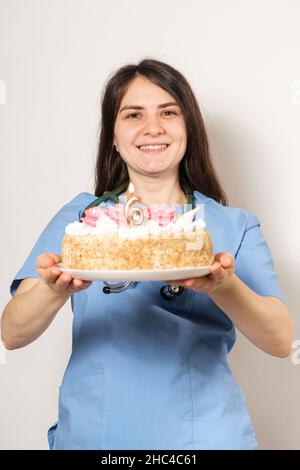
[0,0,299,449]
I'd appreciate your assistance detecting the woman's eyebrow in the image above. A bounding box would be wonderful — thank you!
[119,102,180,113]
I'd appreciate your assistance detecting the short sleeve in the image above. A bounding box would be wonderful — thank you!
[235,212,286,303]
[10,192,94,297]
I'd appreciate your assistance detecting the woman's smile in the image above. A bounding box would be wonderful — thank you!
[137,143,170,154]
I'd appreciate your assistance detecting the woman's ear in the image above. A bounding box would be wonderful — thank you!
[113,140,119,152]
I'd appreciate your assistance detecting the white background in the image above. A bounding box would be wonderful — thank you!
[0,0,299,449]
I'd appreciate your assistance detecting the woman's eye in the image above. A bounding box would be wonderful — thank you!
[126,110,177,119]
[127,113,140,119]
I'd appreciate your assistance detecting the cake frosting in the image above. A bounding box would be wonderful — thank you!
[61,195,214,270]
[65,203,206,240]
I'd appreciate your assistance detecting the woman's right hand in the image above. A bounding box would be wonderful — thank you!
[36,253,92,296]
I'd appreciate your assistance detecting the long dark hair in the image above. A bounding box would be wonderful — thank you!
[94,58,228,206]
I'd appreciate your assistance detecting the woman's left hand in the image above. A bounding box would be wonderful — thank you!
[166,252,235,294]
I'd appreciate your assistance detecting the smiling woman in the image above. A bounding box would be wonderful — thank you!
[95,59,228,208]
[112,77,188,192]
[2,58,293,451]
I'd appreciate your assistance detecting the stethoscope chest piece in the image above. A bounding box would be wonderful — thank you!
[102,280,185,299]
[160,284,185,300]
[103,280,138,294]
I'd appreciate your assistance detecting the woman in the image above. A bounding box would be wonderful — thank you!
[2,59,293,450]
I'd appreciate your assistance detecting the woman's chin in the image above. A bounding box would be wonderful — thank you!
[140,162,171,174]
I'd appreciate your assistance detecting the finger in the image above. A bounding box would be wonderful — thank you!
[37,253,62,269]
[166,278,196,288]
[165,279,186,286]
[183,278,194,286]
[58,274,93,290]
[38,264,63,285]
[47,253,62,265]
[184,278,210,291]
[209,269,226,282]
[210,262,222,274]
[66,279,93,294]
[71,278,92,288]
[214,253,235,269]
[72,279,93,290]
[72,278,84,287]
[55,272,74,289]
[220,254,233,268]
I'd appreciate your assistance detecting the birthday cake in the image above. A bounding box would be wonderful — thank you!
[61,197,214,271]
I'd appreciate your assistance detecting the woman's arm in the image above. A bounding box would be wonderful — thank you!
[208,271,294,358]
[166,253,294,358]
[1,253,92,350]
[1,279,71,349]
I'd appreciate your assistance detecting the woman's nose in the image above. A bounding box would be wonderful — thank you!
[143,116,165,134]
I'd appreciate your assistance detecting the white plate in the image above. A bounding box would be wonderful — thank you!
[56,263,212,282]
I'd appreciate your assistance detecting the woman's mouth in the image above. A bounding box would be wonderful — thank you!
[137,144,170,154]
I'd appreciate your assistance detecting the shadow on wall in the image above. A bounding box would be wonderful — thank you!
[206,111,297,298]
[206,112,296,304]
[206,113,299,449]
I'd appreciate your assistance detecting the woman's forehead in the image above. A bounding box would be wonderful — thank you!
[120,76,175,108]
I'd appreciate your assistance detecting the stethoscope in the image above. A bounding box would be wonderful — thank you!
[81,180,195,300]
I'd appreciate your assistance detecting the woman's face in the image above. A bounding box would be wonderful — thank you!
[113,76,187,177]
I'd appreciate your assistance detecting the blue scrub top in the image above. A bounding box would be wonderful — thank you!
[10,190,285,450]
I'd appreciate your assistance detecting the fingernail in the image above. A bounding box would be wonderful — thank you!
[212,264,220,271]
